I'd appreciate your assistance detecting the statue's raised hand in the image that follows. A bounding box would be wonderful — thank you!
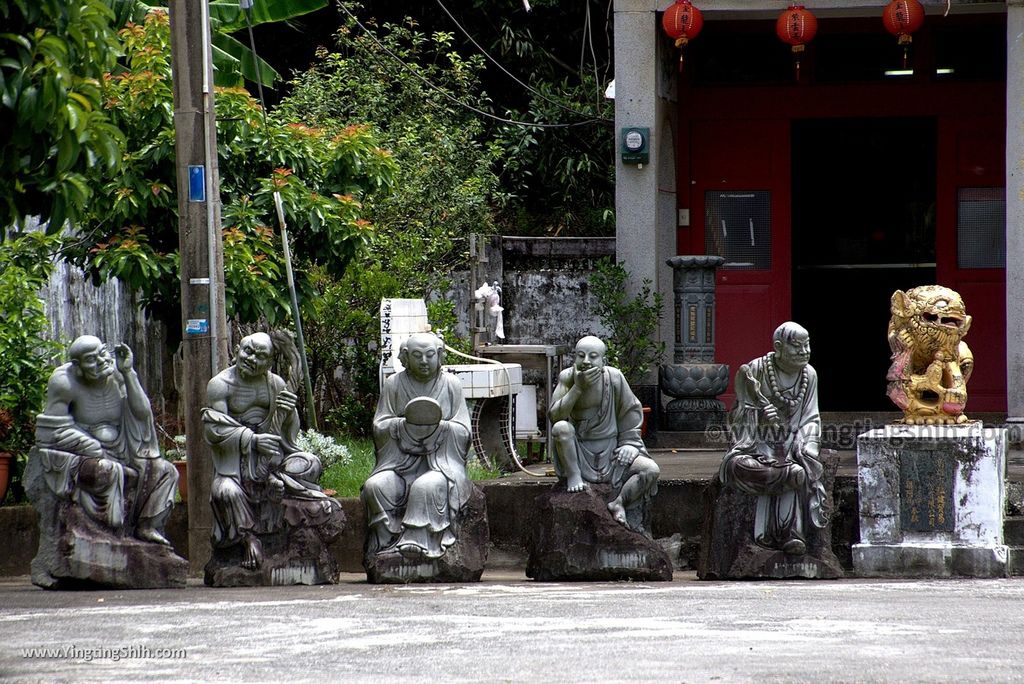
[114,344,134,373]
[575,365,602,390]
[762,404,780,424]
[276,390,298,413]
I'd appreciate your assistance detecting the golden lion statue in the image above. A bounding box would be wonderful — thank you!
[886,285,974,425]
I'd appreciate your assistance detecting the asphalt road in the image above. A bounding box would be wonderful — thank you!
[3,572,1024,682]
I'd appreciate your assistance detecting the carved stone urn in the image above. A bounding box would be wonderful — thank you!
[660,255,729,431]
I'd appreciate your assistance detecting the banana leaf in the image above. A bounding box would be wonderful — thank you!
[105,0,327,87]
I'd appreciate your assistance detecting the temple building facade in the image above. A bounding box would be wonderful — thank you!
[612,0,1021,413]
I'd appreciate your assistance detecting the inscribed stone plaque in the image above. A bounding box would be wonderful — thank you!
[899,449,955,532]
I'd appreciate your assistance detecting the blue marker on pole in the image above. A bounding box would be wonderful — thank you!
[188,165,206,202]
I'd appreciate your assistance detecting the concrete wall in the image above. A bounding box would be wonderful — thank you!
[498,237,615,348]
[450,236,616,351]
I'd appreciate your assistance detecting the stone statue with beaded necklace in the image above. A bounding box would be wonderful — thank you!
[719,321,828,556]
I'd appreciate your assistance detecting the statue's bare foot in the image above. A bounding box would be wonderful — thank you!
[135,524,171,546]
[396,543,427,560]
[566,476,589,493]
[781,538,806,556]
[607,499,628,526]
[242,536,263,570]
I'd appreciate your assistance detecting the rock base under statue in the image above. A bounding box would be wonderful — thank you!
[25,449,186,590]
[853,425,1008,578]
[698,452,843,580]
[205,499,346,587]
[365,485,489,584]
[527,483,672,582]
[32,504,187,590]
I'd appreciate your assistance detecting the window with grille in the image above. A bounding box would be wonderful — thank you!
[704,190,771,270]
[957,187,1005,269]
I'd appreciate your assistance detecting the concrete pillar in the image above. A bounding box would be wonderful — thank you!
[614,0,676,379]
[1007,1,1024,419]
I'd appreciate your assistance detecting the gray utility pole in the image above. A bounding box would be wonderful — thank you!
[169,0,229,577]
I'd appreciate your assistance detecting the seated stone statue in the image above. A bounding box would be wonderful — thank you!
[549,335,660,533]
[29,335,185,589]
[719,322,828,556]
[363,332,475,563]
[527,335,670,582]
[202,332,344,585]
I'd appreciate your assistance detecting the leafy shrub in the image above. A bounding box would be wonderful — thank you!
[296,429,352,470]
[590,258,664,385]
[0,233,63,502]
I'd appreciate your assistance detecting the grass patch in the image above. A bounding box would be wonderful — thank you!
[320,435,506,498]
[320,437,375,498]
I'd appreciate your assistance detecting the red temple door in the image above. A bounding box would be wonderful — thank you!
[935,114,1006,412]
[687,119,792,405]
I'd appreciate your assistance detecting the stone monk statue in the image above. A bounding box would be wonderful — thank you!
[720,321,828,555]
[363,332,472,560]
[33,335,177,545]
[203,332,342,573]
[549,335,660,533]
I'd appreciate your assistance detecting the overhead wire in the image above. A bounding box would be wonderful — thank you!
[337,2,609,130]
[433,0,612,124]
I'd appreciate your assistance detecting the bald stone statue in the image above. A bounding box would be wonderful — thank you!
[33,336,177,544]
[363,332,473,561]
[203,332,343,580]
[720,322,828,555]
[549,335,660,533]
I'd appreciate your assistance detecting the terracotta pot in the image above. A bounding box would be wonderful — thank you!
[0,452,13,505]
[641,406,653,438]
[173,460,187,502]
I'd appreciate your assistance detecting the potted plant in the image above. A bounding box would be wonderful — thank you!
[0,409,15,504]
[590,258,665,439]
[163,434,188,501]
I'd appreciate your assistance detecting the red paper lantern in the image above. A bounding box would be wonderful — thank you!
[883,0,925,67]
[662,0,704,47]
[775,5,817,81]
[776,4,818,51]
[883,0,925,44]
[662,0,703,70]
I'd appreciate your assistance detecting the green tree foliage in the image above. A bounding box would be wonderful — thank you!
[316,0,616,236]
[278,12,501,433]
[0,233,63,502]
[0,0,124,232]
[70,11,397,330]
[479,0,616,236]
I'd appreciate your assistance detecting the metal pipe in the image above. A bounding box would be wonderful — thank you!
[274,192,318,430]
[200,0,220,372]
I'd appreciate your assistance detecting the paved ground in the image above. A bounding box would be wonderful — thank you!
[3,573,1024,682]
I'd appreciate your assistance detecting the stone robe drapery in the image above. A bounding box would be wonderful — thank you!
[364,370,472,558]
[551,366,651,496]
[720,355,828,548]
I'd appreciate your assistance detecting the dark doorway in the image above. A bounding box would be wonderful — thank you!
[792,117,936,411]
